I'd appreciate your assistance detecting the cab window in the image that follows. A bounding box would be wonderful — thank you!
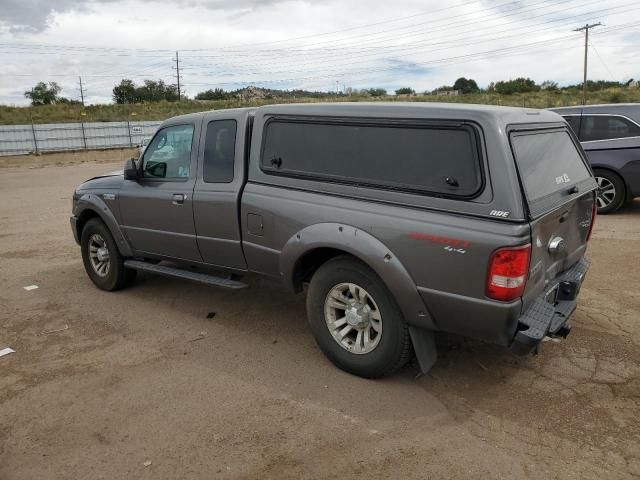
[142,124,194,179]
[203,120,237,183]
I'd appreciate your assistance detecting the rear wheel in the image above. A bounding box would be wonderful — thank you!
[594,169,625,214]
[306,256,411,378]
[80,218,135,291]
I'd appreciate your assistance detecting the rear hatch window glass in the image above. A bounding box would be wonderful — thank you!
[511,130,592,206]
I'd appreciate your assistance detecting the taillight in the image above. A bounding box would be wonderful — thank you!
[486,244,531,302]
[587,197,597,242]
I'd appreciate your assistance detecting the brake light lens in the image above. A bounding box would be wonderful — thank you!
[587,198,597,242]
[486,244,531,301]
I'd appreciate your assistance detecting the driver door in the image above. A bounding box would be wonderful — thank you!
[119,122,202,261]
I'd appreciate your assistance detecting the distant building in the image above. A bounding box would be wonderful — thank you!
[433,89,460,97]
[628,80,639,88]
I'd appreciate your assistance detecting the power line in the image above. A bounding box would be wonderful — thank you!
[0,0,583,60]
[2,10,639,100]
[179,21,640,89]
[175,1,635,78]
[180,2,636,79]
[0,0,491,54]
[589,40,616,81]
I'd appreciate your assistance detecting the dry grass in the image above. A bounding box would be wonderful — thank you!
[2,87,638,125]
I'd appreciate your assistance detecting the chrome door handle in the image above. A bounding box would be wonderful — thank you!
[172,193,185,205]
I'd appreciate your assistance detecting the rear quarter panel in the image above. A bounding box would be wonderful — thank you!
[241,184,530,344]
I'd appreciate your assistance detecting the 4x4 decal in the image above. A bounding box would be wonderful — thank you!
[409,232,471,254]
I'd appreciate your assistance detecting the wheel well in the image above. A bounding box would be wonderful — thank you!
[76,209,101,240]
[292,247,354,293]
[592,167,628,198]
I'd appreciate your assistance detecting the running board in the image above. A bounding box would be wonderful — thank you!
[124,260,248,290]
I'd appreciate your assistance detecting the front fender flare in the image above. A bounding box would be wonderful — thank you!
[75,193,133,257]
[280,223,436,330]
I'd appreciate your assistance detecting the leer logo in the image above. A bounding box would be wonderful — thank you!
[555,173,571,185]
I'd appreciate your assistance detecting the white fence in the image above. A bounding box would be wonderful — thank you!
[0,120,162,156]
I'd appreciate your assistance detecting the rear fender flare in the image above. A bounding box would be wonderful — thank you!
[280,223,436,330]
[75,193,133,257]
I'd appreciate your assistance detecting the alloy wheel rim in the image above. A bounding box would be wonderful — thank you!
[88,233,111,277]
[324,282,382,354]
[595,176,616,209]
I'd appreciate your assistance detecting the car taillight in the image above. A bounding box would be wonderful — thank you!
[486,244,531,302]
[587,198,597,242]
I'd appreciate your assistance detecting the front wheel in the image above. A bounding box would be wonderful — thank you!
[306,256,411,378]
[80,218,135,291]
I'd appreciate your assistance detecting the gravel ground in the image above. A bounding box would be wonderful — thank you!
[0,159,639,479]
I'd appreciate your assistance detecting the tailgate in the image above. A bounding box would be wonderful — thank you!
[510,127,597,304]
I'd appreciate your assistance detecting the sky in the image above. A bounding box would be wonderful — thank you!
[1,0,639,105]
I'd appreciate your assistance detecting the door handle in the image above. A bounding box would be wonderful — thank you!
[172,193,186,205]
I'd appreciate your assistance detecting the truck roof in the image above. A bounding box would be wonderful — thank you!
[257,102,562,125]
[167,102,562,126]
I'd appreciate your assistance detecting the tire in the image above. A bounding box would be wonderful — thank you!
[80,218,136,291]
[594,169,626,214]
[306,256,412,378]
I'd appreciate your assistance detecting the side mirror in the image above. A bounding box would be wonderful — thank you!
[123,158,139,180]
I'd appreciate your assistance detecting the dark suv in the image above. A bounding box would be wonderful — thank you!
[71,103,597,378]
[551,104,640,213]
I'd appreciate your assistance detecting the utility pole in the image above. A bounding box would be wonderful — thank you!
[78,76,86,106]
[174,51,181,101]
[574,22,601,105]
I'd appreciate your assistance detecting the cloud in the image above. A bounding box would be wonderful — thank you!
[0,0,116,32]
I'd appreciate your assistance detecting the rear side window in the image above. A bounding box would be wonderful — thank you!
[579,115,640,141]
[511,130,591,203]
[260,119,482,197]
[203,119,237,183]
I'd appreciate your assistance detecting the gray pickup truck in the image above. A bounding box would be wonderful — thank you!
[71,103,597,378]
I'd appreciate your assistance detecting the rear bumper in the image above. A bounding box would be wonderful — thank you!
[510,258,590,355]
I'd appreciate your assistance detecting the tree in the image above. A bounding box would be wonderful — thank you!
[452,77,479,94]
[57,97,82,105]
[137,80,178,102]
[540,80,559,91]
[113,79,138,104]
[195,88,229,100]
[367,88,387,97]
[395,87,415,95]
[493,77,539,95]
[113,79,180,103]
[24,82,62,105]
[431,85,452,94]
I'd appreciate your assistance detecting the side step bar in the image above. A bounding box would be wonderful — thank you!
[124,260,248,290]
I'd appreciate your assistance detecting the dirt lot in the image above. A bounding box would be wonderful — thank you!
[0,157,639,479]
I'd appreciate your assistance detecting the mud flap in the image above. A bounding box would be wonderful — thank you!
[409,326,438,374]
